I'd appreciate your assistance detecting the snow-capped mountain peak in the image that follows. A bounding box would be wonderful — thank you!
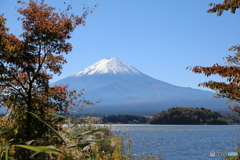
[50,57,226,115]
[69,58,141,77]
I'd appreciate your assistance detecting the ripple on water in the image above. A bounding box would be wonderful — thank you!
[110,125,240,160]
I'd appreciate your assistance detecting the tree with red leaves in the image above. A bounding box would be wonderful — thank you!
[188,0,240,112]
[208,0,240,16]
[0,0,95,158]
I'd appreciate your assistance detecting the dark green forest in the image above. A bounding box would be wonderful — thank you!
[102,115,148,124]
[149,107,229,125]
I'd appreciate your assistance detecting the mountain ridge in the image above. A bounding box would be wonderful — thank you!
[51,58,229,114]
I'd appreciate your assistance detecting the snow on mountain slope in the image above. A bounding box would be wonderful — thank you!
[52,57,179,93]
[69,58,141,76]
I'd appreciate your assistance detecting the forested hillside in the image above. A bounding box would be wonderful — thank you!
[149,107,229,125]
[102,115,148,124]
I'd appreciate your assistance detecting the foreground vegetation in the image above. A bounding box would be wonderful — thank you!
[0,114,133,160]
[149,107,229,125]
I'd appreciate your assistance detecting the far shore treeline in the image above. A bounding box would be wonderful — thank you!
[102,115,149,124]
[92,107,239,125]
[2,106,238,125]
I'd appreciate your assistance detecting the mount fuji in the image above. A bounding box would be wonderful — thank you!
[51,58,229,115]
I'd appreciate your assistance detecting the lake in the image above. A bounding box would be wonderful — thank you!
[109,124,240,160]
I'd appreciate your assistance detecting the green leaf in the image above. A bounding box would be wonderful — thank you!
[95,137,119,144]
[77,127,108,138]
[5,147,8,160]
[0,152,4,160]
[50,113,67,119]
[67,142,90,149]
[15,145,62,153]
[68,138,119,149]
[29,112,66,144]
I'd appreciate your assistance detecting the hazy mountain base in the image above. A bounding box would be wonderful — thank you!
[52,73,217,104]
[0,98,230,116]
[75,99,231,116]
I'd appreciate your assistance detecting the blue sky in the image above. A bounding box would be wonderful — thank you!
[0,0,239,91]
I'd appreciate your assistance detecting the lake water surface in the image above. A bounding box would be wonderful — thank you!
[110,125,240,160]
